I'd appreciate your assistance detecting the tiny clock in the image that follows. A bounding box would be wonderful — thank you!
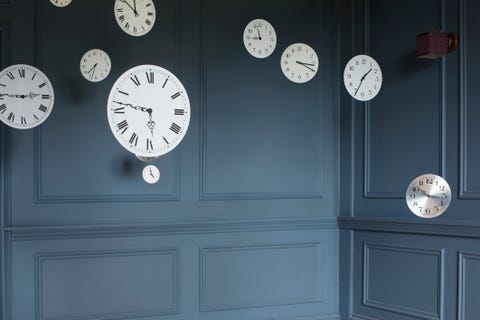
[243,18,277,59]
[343,54,382,101]
[405,173,452,218]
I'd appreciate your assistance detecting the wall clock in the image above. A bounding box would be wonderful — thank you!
[405,173,452,218]
[142,164,160,184]
[280,43,318,83]
[0,64,54,129]
[107,65,190,158]
[343,54,382,101]
[80,49,111,82]
[114,0,156,37]
[50,0,72,7]
[243,18,277,59]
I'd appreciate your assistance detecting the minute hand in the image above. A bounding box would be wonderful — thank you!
[354,68,373,96]
[113,101,150,113]
[295,61,316,73]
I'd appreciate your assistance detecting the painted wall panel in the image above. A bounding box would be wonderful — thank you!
[200,0,325,199]
[37,249,178,320]
[458,252,480,320]
[200,243,323,311]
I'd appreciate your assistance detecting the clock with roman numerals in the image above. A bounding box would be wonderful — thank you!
[0,64,54,130]
[107,65,190,158]
[114,0,156,37]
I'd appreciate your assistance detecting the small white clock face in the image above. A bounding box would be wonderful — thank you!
[406,174,452,219]
[243,18,277,59]
[344,54,382,101]
[50,0,72,7]
[281,43,318,83]
[80,49,111,82]
[107,65,191,158]
[114,0,156,37]
[0,64,54,129]
[142,164,160,184]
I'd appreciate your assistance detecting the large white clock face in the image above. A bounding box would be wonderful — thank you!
[406,174,452,219]
[280,43,318,83]
[243,18,277,59]
[107,65,190,158]
[344,54,382,101]
[80,49,111,82]
[50,0,72,7]
[114,0,156,37]
[0,64,54,130]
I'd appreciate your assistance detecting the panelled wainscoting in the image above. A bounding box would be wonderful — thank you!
[339,0,480,319]
[0,0,340,320]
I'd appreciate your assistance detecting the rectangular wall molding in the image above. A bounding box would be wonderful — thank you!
[458,251,480,320]
[363,243,444,320]
[200,242,323,311]
[35,249,179,320]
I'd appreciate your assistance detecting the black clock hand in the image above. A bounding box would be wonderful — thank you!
[87,63,97,79]
[3,92,41,99]
[146,108,156,137]
[113,100,150,113]
[416,187,448,201]
[256,26,262,40]
[119,0,138,16]
[354,68,373,96]
[132,0,139,17]
[149,168,155,178]
[295,61,316,73]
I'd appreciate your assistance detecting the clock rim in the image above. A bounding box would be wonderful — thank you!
[0,64,55,130]
[49,0,72,7]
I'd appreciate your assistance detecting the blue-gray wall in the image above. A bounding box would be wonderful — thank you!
[339,1,480,320]
[0,0,340,319]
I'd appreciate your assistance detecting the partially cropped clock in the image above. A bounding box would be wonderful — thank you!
[107,65,190,158]
[243,18,277,59]
[406,173,451,218]
[0,64,54,129]
[344,54,382,101]
[114,0,156,37]
[50,0,72,7]
[281,43,318,83]
[80,49,111,82]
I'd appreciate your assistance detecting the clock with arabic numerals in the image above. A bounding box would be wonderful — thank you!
[80,49,111,82]
[107,65,190,158]
[343,54,382,101]
[280,43,318,83]
[114,0,156,37]
[243,18,277,59]
[405,173,452,218]
[0,64,54,130]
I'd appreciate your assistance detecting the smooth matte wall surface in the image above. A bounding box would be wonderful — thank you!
[0,1,339,319]
[339,1,480,320]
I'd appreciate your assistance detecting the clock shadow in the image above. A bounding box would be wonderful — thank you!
[110,156,142,178]
[388,51,439,80]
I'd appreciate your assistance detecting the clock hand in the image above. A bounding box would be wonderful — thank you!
[146,108,156,137]
[256,26,262,40]
[132,0,139,17]
[113,100,150,113]
[354,68,373,96]
[119,0,138,16]
[149,168,155,178]
[3,92,41,99]
[416,187,448,201]
[295,61,316,73]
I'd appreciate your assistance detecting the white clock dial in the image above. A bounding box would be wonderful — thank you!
[406,174,452,219]
[344,54,382,101]
[243,18,277,59]
[80,49,111,82]
[50,0,72,7]
[142,164,160,184]
[281,43,318,83]
[107,65,190,158]
[114,0,156,37]
[0,64,54,129]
